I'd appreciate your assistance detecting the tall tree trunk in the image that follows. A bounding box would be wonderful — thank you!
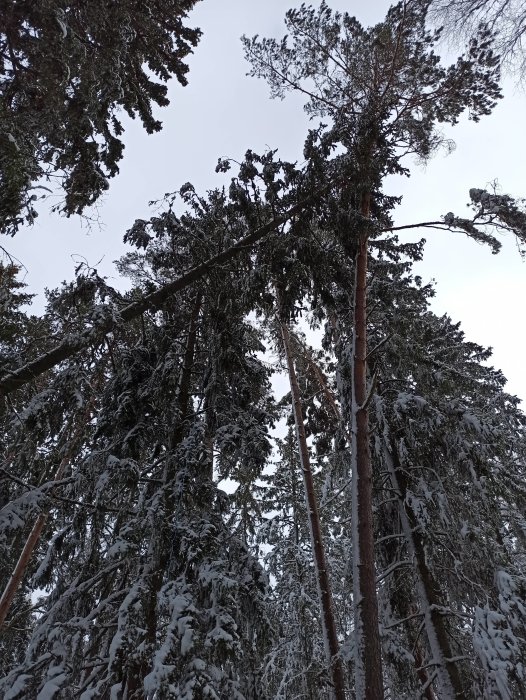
[289,338,442,698]
[381,439,465,699]
[279,318,347,700]
[350,192,384,699]
[287,428,315,700]
[290,287,384,696]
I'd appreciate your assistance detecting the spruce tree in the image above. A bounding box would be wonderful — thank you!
[0,185,278,697]
[0,0,201,234]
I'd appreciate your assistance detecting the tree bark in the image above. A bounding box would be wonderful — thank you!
[350,192,384,699]
[287,338,444,698]
[0,511,48,629]
[280,318,347,700]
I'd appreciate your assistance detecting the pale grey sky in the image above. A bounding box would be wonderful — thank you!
[3,0,525,403]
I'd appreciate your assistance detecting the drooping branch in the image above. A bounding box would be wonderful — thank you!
[385,187,526,255]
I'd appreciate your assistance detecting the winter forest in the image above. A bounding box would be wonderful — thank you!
[1,1,526,698]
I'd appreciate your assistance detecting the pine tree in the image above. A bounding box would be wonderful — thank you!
[278,315,346,700]
[244,3,502,695]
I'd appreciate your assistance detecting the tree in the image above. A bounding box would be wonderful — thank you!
[1,147,525,698]
[0,264,49,678]
[278,315,346,700]
[0,0,201,235]
[0,183,280,698]
[257,420,353,700]
[244,2,502,695]
[299,220,526,698]
[368,257,526,698]
[0,183,327,400]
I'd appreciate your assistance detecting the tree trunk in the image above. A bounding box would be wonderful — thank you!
[0,185,337,400]
[350,192,384,699]
[286,337,444,698]
[0,511,49,629]
[280,318,347,700]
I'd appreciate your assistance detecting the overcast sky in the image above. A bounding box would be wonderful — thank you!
[3,0,525,403]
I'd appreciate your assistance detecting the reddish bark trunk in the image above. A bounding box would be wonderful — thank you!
[0,511,48,628]
[280,319,347,700]
[351,192,384,699]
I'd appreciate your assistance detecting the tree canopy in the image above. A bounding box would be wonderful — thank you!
[0,0,201,235]
[1,2,525,699]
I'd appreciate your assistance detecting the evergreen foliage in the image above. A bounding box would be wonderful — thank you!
[0,0,201,234]
[1,2,525,699]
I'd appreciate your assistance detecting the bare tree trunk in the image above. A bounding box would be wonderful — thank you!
[350,192,384,699]
[290,300,384,696]
[288,335,450,700]
[290,331,341,423]
[289,305,455,698]
[280,318,347,700]
[0,511,49,628]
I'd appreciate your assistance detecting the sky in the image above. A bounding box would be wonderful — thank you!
[3,0,525,404]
